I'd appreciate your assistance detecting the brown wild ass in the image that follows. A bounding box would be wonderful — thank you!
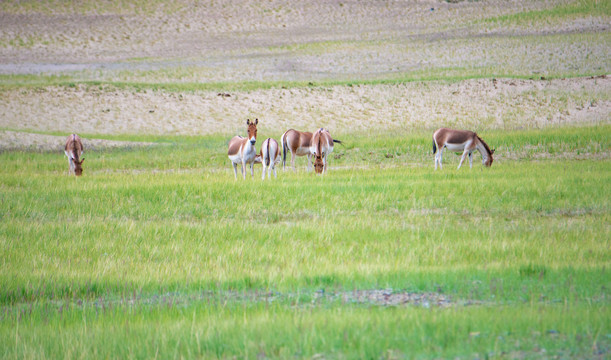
[281,129,313,172]
[64,134,85,176]
[228,119,258,180]
[311,128,341,175]
[432,128,494,170]
[260,138,281,180]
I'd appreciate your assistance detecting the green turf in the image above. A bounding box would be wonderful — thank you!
[0,126,609,358]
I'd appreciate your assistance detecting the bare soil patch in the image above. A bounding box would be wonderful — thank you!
[35,289,455,311]
[0,1,608,82]
[0,1,609,143]
[0,1,563,65]
[0,130,154,153]
[1,77,608,140]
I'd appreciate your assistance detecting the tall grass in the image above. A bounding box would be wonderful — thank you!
[1,303,608,359]
[0,127,609,358]
[1,129,609,300]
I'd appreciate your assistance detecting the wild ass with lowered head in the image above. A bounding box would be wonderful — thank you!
[64,133,85,176]
[228,119,258,180]
[260,138,281,180]
[311,128,342,175]
[432,128,494,170]
[281,129,314,172]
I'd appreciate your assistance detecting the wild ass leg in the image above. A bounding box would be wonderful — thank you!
[468,152,473,168]
[436,148,443,170]
[458,149,469,169]
[291,152,296,172]
[323,154,328,175]
[434,152,438,170]
[232,162,238,180]
[434,142,440,170]
[261,160,267,180]
[250,161,254,179]
[273,164,277,178]
[241,160,246,180]
[306,154,312,172]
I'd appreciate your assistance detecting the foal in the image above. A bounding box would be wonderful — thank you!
[64,134,85,176]
[280,129,313,172]
[432,128,494,170]
[311,128,341,175]
[228,119,258,180]
[260,138,281,180]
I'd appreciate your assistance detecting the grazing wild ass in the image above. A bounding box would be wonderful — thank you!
[281,129,313,172]
[311,128,342,175]
[228,119,258,180]
[432,128,494,170]
[260,138,281,180]
[64,134,85,176]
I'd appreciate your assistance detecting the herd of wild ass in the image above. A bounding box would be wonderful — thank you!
[64,120,495,178]
[226,119,344,180]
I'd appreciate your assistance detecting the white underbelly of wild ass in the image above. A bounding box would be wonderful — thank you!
[445,142,471,152]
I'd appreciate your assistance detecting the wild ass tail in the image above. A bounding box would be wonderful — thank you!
[332,139,342,145]
[432,139,437,154]
[281,132,288,167]
[265,139,271,167]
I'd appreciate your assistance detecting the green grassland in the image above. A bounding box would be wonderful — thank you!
[1,126,609,358]
[1,0,610,357]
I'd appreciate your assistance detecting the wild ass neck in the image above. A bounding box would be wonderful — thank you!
[475,138,493,163]
[242,138,257,160]
[476,142,488,160]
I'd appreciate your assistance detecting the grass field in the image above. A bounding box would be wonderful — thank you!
[0,126,609,358]
[1,0,610,358]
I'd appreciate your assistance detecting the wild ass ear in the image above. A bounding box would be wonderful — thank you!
[255,118,258,125]
[491,148,496,154]
[81,158,85,163]
[246,119,250,125]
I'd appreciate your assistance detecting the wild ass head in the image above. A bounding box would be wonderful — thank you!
[484,148,495,167]
[313,152,324,174]
[74,158,85,176]
[477,135,494,167]
[246,118,258,145]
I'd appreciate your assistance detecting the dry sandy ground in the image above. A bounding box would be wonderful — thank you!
[1,76,609,146]
[0,1,609,150]
[2,0,597,65]
[0,130,154,152]
[0,0,608,81]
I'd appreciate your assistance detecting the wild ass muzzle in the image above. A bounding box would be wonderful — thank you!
[311,128,341,175]
[228,119,259,180]
[260,138,281,180]
[432,128,494,170]
[64,134,85,176]
[280,129,313,172]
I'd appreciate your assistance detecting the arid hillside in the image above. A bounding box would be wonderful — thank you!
[0,0,609,145]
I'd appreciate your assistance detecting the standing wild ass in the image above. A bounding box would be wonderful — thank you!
[311,128,341,175]
[281,129,313,172]
[64,134,85,176]
[260,138,281,180]
[432,128,494,170]
[228,119,258,179]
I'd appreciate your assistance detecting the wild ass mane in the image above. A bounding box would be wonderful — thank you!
[477,135,492,156]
